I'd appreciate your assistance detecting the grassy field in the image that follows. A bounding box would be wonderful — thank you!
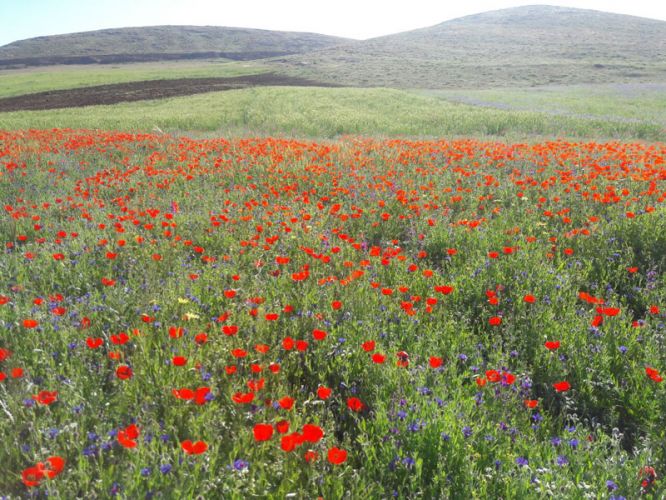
[1,86,664,141]
[0,130,665,497]
[0,61,266,99]
[430,83,666,126]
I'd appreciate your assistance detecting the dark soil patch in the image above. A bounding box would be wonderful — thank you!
[0,73,340,112]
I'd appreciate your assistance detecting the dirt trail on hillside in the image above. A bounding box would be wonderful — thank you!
[0,73,338,112]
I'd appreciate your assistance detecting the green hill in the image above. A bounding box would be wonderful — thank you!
[0,25,352,67]
[269,5,666,88]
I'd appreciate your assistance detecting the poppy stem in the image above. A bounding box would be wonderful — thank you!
[0,398,14,423]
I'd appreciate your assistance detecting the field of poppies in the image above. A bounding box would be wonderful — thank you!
[1,129,665,498]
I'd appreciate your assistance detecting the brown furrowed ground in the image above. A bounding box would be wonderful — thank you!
[0,73,339,111]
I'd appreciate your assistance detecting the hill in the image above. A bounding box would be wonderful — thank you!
[0,25,352,68]
[269,5,666,88]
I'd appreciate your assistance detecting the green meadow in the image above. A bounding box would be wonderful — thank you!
[1,85,664,141]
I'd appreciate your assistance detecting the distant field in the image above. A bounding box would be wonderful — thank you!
[0,86,664,141]
[0,61,265,98]
[430,83,666,126]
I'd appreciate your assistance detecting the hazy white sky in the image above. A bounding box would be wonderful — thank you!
[1,0,665,46]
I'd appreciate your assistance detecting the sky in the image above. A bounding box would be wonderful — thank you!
[1,0,666,46]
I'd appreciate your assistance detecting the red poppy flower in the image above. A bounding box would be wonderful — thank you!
[23,319,38,329]
[275,420,290,434]
[110,332,129,345]
[361,340,375,352]
[33,390,58,405]
[553,381,571,392]
[295,340,308,351]
[193,387,211,405]
[22,456,65,487]
[232,392,255,404]
[118,424,140,448]
[317,386,332,399]
[253,423,274,441]
[523,294,536,303]
[645,367,663,383]
[172,356,187,366]
[86,337,103,349]
[347,397,365,412]
[173,388,195,400]
[599,307,620,317]
[169,326,183,338]
[488,316,502,326]
[544,340,560,350]
[222,325,238,336]
[282,337,294,350]
[181,440,208,454]
[312,329,327,341]
[371,353,386,364]
[280,433,300,452]
[327,447,348,464]
[247,378,265,392]
[434,285,455,295]
[302,424,324,443]
[279,396,295,410]
[429,356,443,368]
[101,277,116,286]
[304,450,319,463]
[331,300,342,310]
[524,399,538,408]
[115,365,133,380]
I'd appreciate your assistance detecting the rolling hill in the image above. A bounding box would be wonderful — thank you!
[0,25,352,68]
[269,5,666,88]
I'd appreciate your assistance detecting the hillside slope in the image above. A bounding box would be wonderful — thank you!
[0,26,353,67]
[270,5,666,88]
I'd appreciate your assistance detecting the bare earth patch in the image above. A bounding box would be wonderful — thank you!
[0,73,339,111]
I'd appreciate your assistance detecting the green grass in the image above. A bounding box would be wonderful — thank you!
[428,83,666,126]
[0,61,266,98]
[1,86,664,141]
